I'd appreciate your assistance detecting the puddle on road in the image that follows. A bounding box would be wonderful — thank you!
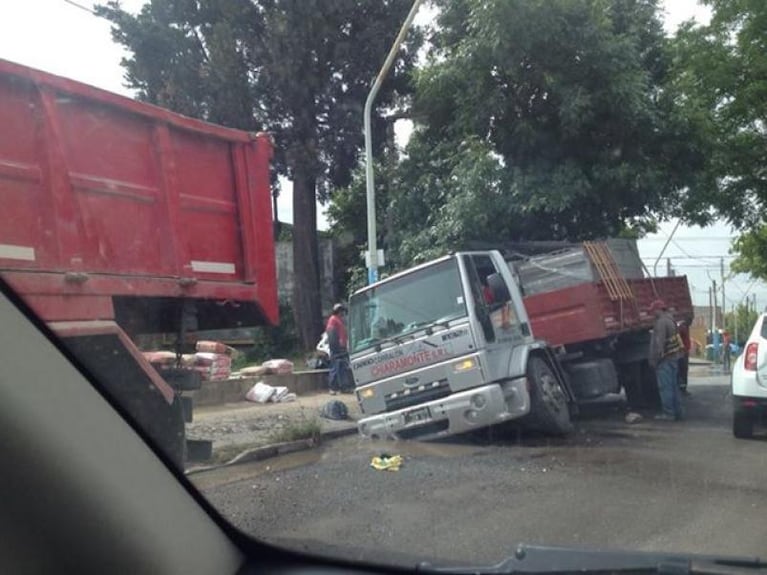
[190,436,490,490]
[373,439,488,459]
[190,448,324,490]
[191,398,702,491]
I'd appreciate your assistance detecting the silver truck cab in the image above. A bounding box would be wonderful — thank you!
[349,251,555,440]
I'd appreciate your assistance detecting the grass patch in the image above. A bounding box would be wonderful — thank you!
[268,418,322,444]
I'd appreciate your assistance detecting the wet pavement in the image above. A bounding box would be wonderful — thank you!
[192,375,767,569]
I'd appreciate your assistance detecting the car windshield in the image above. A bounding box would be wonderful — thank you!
[349,258,466,353]
[3,0,767,571]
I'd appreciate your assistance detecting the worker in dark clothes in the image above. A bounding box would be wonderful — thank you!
[649,299,684,421]
[677,319,691,395]
[325,303,353,395]
[722,330,732,373]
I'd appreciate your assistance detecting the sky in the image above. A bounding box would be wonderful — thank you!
[3,0,760,310]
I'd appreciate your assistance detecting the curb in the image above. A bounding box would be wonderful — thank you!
[185,423,359,476]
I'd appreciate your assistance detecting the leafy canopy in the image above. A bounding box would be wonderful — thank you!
[97,0,421,346]
[331,0,707,286]
[670,0,767,279]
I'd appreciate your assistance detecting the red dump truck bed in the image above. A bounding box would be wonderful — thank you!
[0,59,277,328]
[523,276,693,347]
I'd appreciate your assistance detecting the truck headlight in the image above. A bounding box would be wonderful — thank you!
[359,388,375,399]
[453,358,476,373]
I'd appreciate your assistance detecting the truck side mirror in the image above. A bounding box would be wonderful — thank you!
[487,273,511,304]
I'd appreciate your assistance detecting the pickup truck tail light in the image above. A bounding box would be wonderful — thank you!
[744,342,759,371]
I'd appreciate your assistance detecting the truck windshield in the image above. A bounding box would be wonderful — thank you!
[349,259,467,353]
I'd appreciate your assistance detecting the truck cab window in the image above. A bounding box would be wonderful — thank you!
[348,258,467,353]
[463,255,496,342]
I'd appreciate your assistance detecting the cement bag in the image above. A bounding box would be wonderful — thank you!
[245,381,275,404]
[271,386,290,402]
[196,340,232,355]
[143,351,177,365]
[239,365,269,377]
[262,359,294,375]
[316,332,330,356]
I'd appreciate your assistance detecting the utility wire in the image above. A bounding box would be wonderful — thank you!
[640,255,736,261]
[670,238,729,266]
[670,264,736,269]
[641,236,734,241]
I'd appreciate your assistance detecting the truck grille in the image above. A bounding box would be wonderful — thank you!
[385,379,450,412]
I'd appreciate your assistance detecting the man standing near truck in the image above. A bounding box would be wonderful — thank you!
[649,299,684,421]
[722,330,732,373]
[326,303,352,395]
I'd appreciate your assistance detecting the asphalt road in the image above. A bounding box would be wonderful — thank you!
[194,375,767,569]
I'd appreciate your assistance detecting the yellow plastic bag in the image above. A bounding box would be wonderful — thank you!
[370,454,403,471]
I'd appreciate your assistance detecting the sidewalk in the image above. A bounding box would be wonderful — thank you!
[187,391,361,463]
[688,358,731,377]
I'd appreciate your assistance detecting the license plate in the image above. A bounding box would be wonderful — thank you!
[404,407,431,425]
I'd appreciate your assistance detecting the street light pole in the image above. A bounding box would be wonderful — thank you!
[652,219,682,277]
[363,0,423,285]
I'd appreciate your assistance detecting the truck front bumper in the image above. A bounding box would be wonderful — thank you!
[357,380,530,441]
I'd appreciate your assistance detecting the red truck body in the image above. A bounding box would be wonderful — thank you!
[0,58,278,330]
[514,248,694,409]
[524,276,694,348]
[0,60,278,466]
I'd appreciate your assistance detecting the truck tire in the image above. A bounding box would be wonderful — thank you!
[566,359,619,399]
[733,408,754,439]
[526,356,573,435]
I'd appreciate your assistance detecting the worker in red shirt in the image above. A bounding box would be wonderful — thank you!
[677,319,691,395]
[325,303,352,394]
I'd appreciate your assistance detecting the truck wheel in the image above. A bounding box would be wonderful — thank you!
[526,356,573,435]
[733,409,754,439]
[566,359,619,399]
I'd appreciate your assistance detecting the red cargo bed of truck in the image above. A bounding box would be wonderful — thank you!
[0,59,277,329]
[523,276,693,348]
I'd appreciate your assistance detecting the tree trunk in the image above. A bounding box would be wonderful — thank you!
[291,169,323,350]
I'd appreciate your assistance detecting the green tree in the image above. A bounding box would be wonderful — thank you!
[97,0,420,348]
[670,0,767,276]
[731,228,767,281]
[331,0,706,278]
[413,0,702,236]
[725,303,759,345]
[96,0,260,128]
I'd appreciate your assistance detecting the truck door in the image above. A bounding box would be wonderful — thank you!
[463,255,520,343]
[466,253,533,345]
[463,255,496,344]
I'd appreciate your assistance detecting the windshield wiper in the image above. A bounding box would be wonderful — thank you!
[372,334,406,351]
[417,544,766,575]
[365,319,455,351]
[407,318,452,335]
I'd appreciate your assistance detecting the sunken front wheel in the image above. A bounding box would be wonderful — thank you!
[525,356,574,435]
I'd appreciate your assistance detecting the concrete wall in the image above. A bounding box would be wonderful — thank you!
[276,239,336,314]
[189,371,330,406]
